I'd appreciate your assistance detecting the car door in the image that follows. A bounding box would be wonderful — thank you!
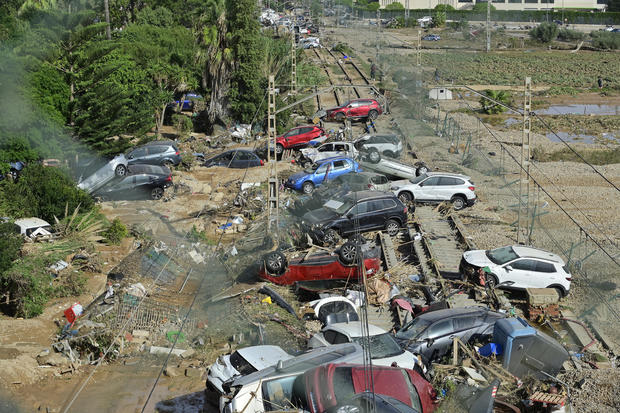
[282,127,301,147]
[329,159,352,180]
[213,152,233,167]
[533,261,560,287]
[503,259,539,288]
[230,151,250,168]
[452,316,479,343]
[416,176,441,201]
[312,162,330,185]
[366,199,390,230]
[291,127,311,147]
[342,200,371,234]
[423,318,455,361]
[437,177,458,201]
[127,147,147,165]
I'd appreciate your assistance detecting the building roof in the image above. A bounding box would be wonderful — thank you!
[14,217,51,228]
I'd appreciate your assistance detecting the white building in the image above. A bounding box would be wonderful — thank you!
[379,0,606,11]
[429,88,453,100]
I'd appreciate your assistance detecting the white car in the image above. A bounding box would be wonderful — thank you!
[299,141,358,167]
[307,322,419,369]
[355,134,403,160]
[391,172,476,210]
[460,245,572,297]
[206,345,292,394]
[13,217,53,240]
[77,154,128,194]
[220,343,363,413]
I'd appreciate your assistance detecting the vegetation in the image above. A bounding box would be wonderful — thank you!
[557,28,585,42]
[0,223,23,275]
[479,90,511,114]
[471,3,496,12]
[385,3,404,10]
[103,218,129,245]
[590,31,620,50]
[529,22,559,43]
[532,146,620,165]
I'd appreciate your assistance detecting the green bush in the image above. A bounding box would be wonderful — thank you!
[471,3,496,12]
[432,10,446,27]
[530,23,559,43]
[172,114,193,138]
[558,28,585,41]
[385,2,404,10]
[449,19,469,32]
[435,4,455,12]
[479,90,512,114]
[0,223,23,274]
[103,218,128,245]
[590,31,620,50]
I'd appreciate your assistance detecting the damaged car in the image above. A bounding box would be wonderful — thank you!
[325,99,383,121]
[204,149,264,168]
[285,156,361,194]
[259,241,381,286]
[391,172,476,211]
[207,345,292,394]
[302,191,409,245]
[92,164,172,200]
[77,154,129,194]
[460,245,572,297]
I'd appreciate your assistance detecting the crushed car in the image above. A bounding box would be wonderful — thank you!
[391,172,476,210]
[91,164,172,201]
[204,149,264,168]
[77,154,129,194]
[325,99,383,122]
[285,156,361,194]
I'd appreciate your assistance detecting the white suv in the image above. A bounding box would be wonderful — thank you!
[391,172,476,210]
[460,245,572,297]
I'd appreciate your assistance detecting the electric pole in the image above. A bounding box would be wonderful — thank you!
[267,76,279,238]
[291,31,297,94]
[486,0,491,52]
[517,77,532,244]
[417,29,421,66]
[405,0,410,20]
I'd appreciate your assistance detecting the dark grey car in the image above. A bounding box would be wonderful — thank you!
[126,140,181,167]
[394,307,505,365]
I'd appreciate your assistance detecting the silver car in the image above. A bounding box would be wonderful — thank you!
[391,172,476,210]
[77,154,128,194]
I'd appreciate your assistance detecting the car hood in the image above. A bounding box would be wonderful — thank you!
[288,171,311,182]
[207,355,238,393]
[302,208,339,226]
[300,147,318,158]
[462,250,494,267]
[373,349,417,369]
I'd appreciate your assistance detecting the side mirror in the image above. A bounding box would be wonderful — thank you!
[425,338,434,348]
[505,265,513,272]
[346,213,354,220]
[128,155,134,159]
[418,182,424,187]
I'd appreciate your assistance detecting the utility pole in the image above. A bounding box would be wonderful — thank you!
[486,0,491,52]
[375,10,380,64]
[104,0,111,40]
[517,77,532,244]
[291,31,297,94]
[417,29,421,66]
[267,76,279,238]
[405,0,410,20]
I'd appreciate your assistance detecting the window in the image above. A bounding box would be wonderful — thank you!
[262,376,299,411]
[454,317,477,331]
[284,129,299,137]
[319,144,333,152]
[229,351,257,375]
[524,0,537,3]
[427,319,454,339]
[487,246,519,265]
[368,199,386,211]
[534,261,557,273]
[511,259,538,271]
[148,146,167,154]
[130,148,147,158]
[331,331,350,344]
[458,0,473,2]
[317,301,355,320]
[332,160,347,170]
[493,0,506,2]
[323,330,338,343]
[372,175,388,185]
[350,201,369,215]
[334,144,347,151]
[315,163,328,174]
[233,151,253,160]
[421,177,441,186]
[508,0,521,3]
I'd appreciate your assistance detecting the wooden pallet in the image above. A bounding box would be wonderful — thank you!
[529,391,566,406]
[378,232,398,270]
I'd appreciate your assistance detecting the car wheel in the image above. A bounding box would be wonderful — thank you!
[485,273,499,289]
[163,160,173,168]
[415,164,429,176]
[323,229,341,246]
[151,187,164,200]
[382,150,395,158]
[368,149,381,164]
[115,164,127,177]
[339,242,358,265]
[302,181,315,194]
[451,195,466,210]
[398,191,413,204]
[548,286,566,298]
[335,112,345,122]
[385,219,400,236]
[368,109,379,120]
[264,251,287,275]
[275,143,284,155]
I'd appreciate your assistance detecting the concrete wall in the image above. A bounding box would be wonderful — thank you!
[379,0,606,11]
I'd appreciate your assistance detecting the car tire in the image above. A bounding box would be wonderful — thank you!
[451,195,466,210]
[264,251,287,275]
[385,219,400,236]
[323,228,341,246]
[151,187,164,200]
[368,149,381,164]
[415,163,429,176]
[548,285,566,298]
[115,164,127,177]
[368,109,379,120]
[339,242,358,265]
[485,273,499,289]
[163,160,173,168]
[275,143,284,155]
[302,181,315,194]
[382,150,395,158]
[335,112,345,122]
[398,191,413,204]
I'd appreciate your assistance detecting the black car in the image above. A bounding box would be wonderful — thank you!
[394,307,506,365]
[126,140,181,167]
[302,191,410,245]
[93,164,172,200]
[204,149,263,169]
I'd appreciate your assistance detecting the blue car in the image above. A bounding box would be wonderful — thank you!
[285,157,361,194]
[422,34,441,41]
[169,93,203,111]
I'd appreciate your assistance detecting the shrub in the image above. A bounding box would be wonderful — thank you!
[432,10,446,27]
[0,223,23,274]
[103,218,128,245]
[435,4,455,12]
[558,28,585,41]
[479,90,512,114]
[172,114,193,138]
[529,23,559,43]
[590,31,620,50]
[385,2,404,10]
[471,2,496,12]
[449,19,469,32]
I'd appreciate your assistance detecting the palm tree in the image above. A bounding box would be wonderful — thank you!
[18,0,58,15]
[479,90,511,115]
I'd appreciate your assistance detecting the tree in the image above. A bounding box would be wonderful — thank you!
[479,90,511,114]
[529,22,559,43]
[432,9,446,27]
[434,4,455,12]
[471,2,496,12]
[0,223,23,275]
[367,2,380,12]
[385,3,404,10]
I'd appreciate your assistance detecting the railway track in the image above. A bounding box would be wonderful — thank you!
[308,47,341,108]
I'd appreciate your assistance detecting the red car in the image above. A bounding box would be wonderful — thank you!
[303,363,437,413]
[326,99,383,122]
[259,243,380,286]
[276,125,326,154]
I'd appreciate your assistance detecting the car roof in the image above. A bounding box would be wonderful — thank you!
[317,156,356,164]
[344,190,397,201]
[127,164,170,176]
[324,322,386,337]
[14,217,51,228]
[416,307,500,322]
[229,343,363,388]
[424,172,471,180]
[511,245,564,264]
[141,140,178,148]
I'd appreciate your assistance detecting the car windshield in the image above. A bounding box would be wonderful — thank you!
[229,351,258,376]
[333,367,356,402]
[409,174,427,184]
[486,246,519,265]
[352,333,404,359]
[395,318,431,340]
[324,199,353,215]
